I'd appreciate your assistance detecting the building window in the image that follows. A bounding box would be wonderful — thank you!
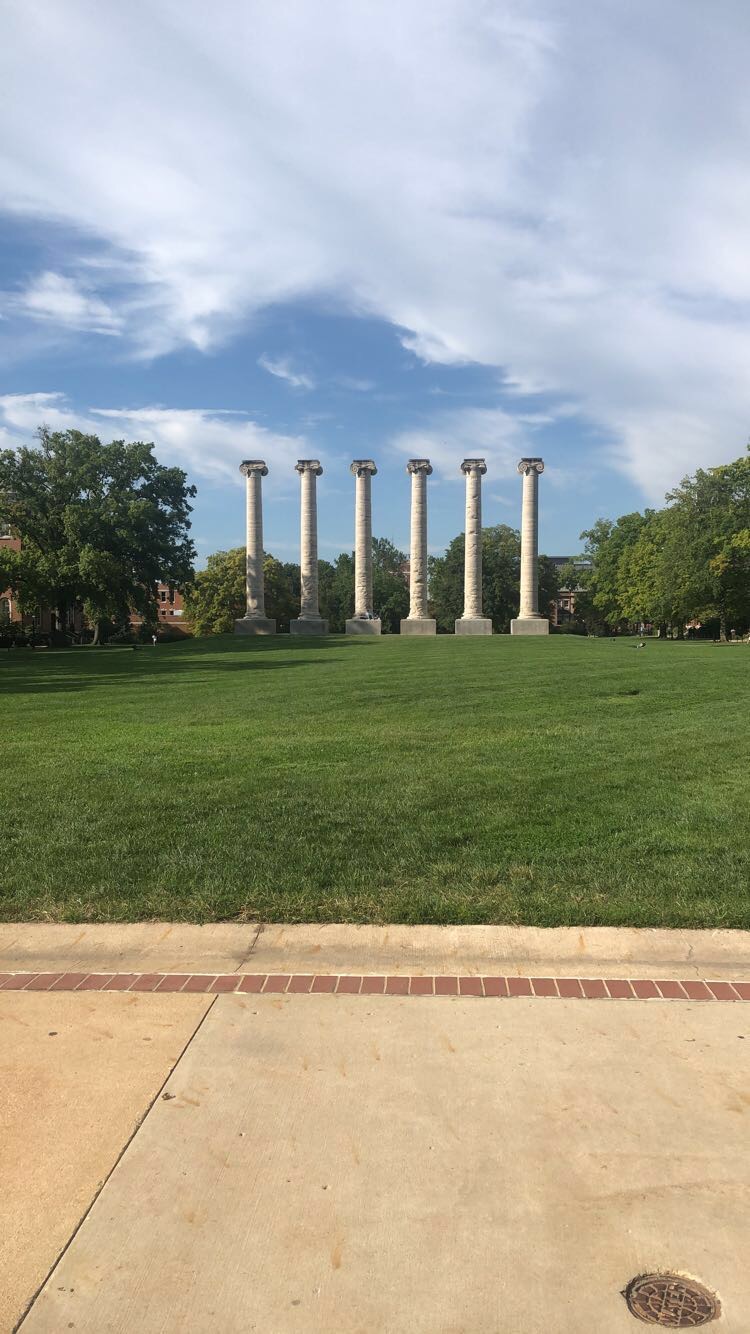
[160,590,166,602]
[0,596,10,621]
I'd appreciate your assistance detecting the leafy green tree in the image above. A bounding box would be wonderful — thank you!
[579,512,650,629]
[430,524,559,632]
[0,427,195,641]
[666,452,750,639]
[184,549,301,634]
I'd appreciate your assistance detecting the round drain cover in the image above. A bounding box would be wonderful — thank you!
[624,1274,719,1327]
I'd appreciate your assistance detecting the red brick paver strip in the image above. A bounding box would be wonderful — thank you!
[706,981,740,1000]
[24,973,63,991]
[385,976,410,995]
[435,977,459,996]
[1,971,750,1000]
[507,977,533,997]
[681,980,713,1001]
[531,978,559,997]
[311,975,338,993]
[409,977,434,995]
[154,974,191,992]
[557,978,584,998]
[580,979,608,999]
[49,973,88,991]
[655,980,687,1000]
[361,976,386,994]
[181,975,217,993]
[129,973,167,992]
[209,975,240,993]
[77,974,116,991]
[238,974,267,993]
[482,977,509,997]
[263,975,291,993]
[605,980,634,999]
[631,979,660,999]
[336,976,362,994]
[287,975,314,993]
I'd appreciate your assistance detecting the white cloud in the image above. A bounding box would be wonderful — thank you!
[390,406,535,481]
[9,271,122,334]
[1,1,750,493]
[0,393,308,488]
[258,354,315,390]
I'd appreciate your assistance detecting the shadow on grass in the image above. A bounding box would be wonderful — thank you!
[0,647,338,694]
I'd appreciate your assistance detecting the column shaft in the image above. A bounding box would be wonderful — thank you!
[463,467,482,619]
[409,469,428,619]
[519,467,539,618]
[245,468,265,617]
[235,460,275,635]
[511,457,548,635]
[299,467,320,618]
[354,470,373,616]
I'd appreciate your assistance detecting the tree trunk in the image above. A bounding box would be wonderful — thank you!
[719,613,728,643]
[92,621,100,646]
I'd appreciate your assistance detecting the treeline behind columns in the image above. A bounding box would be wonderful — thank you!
[563,449,750,639]
[184,537,411,635]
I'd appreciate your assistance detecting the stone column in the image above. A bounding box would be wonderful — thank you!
[455,458,492,636]
[290,460,328,636]
[346,460,381,636]
[511,457,549,635]
[400,459,436,635]
[234,460,276,635]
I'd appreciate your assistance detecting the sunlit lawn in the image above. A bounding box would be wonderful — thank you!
[1,634,748,926]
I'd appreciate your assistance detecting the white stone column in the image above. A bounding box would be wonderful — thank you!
[400,459,436,635]
[290,459,328,636]
[511,457,549,635]
[234,460,276,636]
[346,460,381,636]
[456,458,492,636]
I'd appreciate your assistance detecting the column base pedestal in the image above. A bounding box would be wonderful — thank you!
[510,617,549,636]
[346,618,382,636]
[290,617,329,636]
[400,618,437,636]
[455,618,492,636]
[234,617,277,636]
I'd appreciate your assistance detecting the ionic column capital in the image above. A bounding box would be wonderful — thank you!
[517,457,544,476]
[406,458,433,477]
[461,458,487,476]
[296,459,323,476]
[350,459,377,477]
[239,459,268,477]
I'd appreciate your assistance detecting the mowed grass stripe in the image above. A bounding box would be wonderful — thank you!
[1,634,748,926]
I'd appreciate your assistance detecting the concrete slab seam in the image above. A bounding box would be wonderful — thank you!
[12,992,219,1333]
[1,973,749,1000]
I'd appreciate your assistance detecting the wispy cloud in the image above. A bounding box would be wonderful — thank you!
[258,354,315,390]
[0,393,310,487]
[9,271,122,334]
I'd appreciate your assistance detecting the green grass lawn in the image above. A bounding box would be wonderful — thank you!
[1,634,748,926]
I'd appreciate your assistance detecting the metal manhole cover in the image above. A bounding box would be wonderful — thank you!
[623,1274,719,1327]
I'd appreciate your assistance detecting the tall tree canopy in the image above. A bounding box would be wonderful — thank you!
[570,448,750,638]
[0,428,196,636]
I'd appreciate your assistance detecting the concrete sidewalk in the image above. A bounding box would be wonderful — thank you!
[4,920,750,979]
[2,925,749,1332]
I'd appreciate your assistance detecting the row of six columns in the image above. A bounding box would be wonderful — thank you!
[234,457,548,637]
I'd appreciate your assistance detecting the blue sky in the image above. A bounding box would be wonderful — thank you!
[2,0,749,565]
